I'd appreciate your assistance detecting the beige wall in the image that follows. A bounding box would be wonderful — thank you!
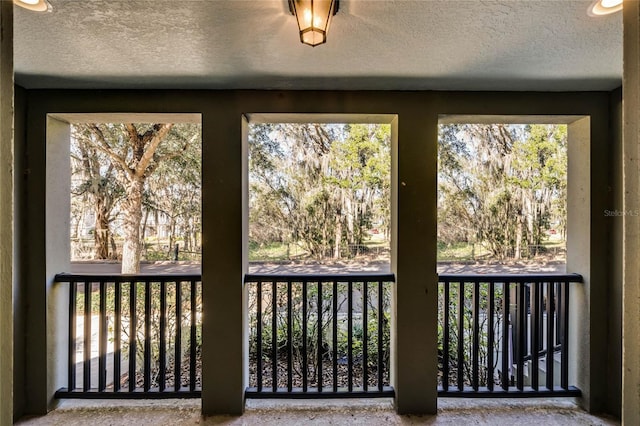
[0,2,13,425]
[623,2,640,425]
[607,87,623,419]
[18,89,615,416]
[566,117,593,408]
[13,85,27,421]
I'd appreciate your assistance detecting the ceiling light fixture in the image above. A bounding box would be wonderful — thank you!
[14,0,52,12]
[588,0,623,16]
[288,0,339,47]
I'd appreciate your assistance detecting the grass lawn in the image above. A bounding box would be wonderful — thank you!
[249,235,391,262]
[249,241,309,261]
[437,238,566,262]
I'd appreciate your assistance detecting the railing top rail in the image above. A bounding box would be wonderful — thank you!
[54,273,202,283]
[438,272,583,283]
[244,273,396,283]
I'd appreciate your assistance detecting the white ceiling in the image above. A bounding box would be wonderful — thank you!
[13,0,623,91]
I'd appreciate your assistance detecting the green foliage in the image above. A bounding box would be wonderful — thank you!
[248,123,391,261]
[438,124,567,260]
[247,281,392,387]
[248,241,310,261]
[438,282,504,387]
[437,241,492,262]
[70,123,202,265]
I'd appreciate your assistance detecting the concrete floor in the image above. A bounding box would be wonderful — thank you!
[16,398,619,426]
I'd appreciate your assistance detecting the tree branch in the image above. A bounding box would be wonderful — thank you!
[146,131,198,176]
[134,123,174,177]
[89,124,133,179]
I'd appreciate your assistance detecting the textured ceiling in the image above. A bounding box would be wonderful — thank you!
[13,0,623,91]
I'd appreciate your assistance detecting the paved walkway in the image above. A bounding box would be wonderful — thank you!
[70,260,566,275]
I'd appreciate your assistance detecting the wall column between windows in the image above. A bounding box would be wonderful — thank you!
[45,117,71,410]
[566,117,592,409]
[0,2,14,425]
[393,109,438,415]
[201,103,246,415]
[622,2,640,424]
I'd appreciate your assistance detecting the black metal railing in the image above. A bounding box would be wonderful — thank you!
[54,273,202,398]
[437,273,582,397]
[244,274,395,398]
[55,271,581,400]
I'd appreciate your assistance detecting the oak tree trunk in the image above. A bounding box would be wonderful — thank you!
[94,202,111,259]
[334,210,342,259]
[121,178,144,274]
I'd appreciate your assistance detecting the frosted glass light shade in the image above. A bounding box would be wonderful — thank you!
[588,0,623,16]
[14,0,52,12]
[289,0,339,47]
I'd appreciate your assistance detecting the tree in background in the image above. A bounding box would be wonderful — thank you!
[145,131,202,258]
[249,123,390,260]
[71,127,126,259]
[327,124,390,257]
[438,124,567,260]
[71,123,200,273]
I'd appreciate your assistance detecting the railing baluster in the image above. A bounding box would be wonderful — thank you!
[457,281,464,391]
[516,283,526,391]
[531,282,541,390]
[332,280,338,392]
[68,281,77,392]
[190,280,197,391]
[472,281,480,391]
[561,281,570,390]
[84,281,92,392]
[443,280,450,391]
[546,281,555,391]
[272,281,278,392]
[287,280,293,392]
[159,280,167,392]
[317,281,323,392]
[175,281,181,392]
[555,282,561,347]
[144,281,152,392]
[302,280,308,392]
[502,282,510,391]
[114,281,121,392]
[537,282,545,353]
[363,280,368,391]
[377,279,384,391]
[99,280,107,392]
[347,280,353,392]
[129,281,137,392]
[487,281,495,392]
[256,281,263,392]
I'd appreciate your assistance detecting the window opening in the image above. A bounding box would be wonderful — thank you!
[437,123,567,273]
[248,122,391,274]
[65,118,202,395]
[70,122,202,274]
[436,121,570,395]
[245,119,394,395]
